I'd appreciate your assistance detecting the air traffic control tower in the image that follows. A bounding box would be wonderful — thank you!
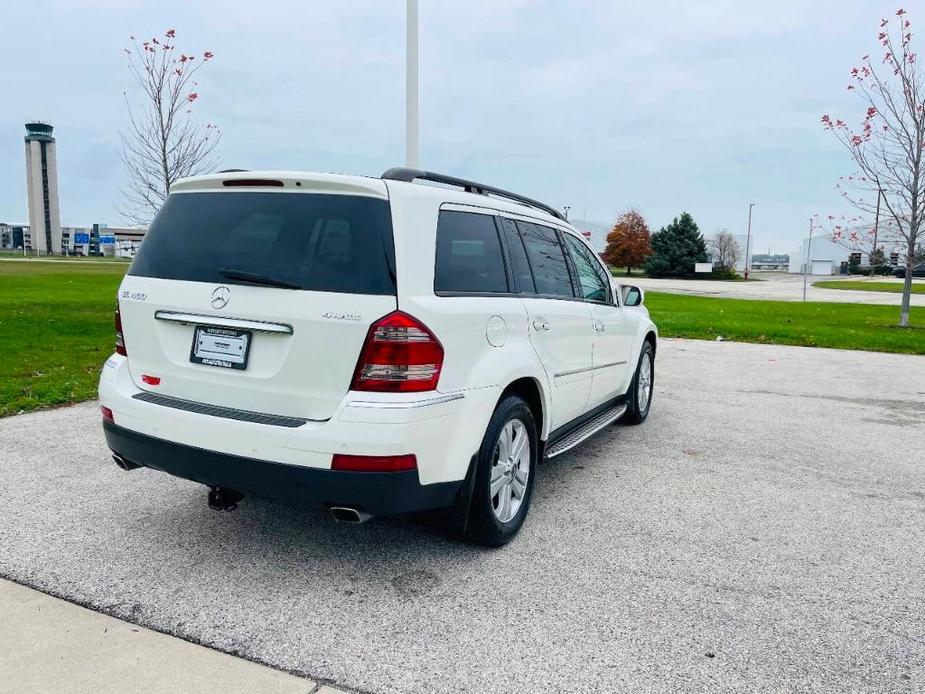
[24,121,62,254]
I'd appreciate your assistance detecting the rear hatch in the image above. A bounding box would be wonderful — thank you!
[118,175,397,421]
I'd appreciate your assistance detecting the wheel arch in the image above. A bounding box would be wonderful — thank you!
[497,376,548,442]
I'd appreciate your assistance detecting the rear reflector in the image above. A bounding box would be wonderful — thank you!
[350,311,444,392]
[101,406,115,424]
[331,454,417,472]
[141,374,161,386]
[115,308,127,356]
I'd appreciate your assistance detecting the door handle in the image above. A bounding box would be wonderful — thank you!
[532,318,550,331]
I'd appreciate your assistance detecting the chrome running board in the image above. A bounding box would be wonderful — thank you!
[545,404,627,459]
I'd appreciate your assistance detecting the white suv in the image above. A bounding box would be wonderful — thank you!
[99,168,657,546]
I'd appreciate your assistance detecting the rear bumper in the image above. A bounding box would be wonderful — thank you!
[99,353,500,513]
[103,420,462,515]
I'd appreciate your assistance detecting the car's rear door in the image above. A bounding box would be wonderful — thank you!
[498,218,593,430]
[117,177,397,422]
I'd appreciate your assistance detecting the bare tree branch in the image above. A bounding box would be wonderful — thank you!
[118,30,220,225]
[707,229,741,271]
[821,8,925,327]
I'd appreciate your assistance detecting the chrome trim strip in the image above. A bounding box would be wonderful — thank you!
[554,361,627,379]
[154,311,293,335]
[346,393,465,409]
[546,405,627,459]
[132,391,312,427]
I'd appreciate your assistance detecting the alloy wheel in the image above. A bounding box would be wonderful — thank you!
[490,418,530,523]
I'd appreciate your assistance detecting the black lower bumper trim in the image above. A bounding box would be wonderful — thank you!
[103,421,462,516]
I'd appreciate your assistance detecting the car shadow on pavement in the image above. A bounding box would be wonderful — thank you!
[105,430,620,570]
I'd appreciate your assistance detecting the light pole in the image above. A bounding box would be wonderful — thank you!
[405,0,419,169]
[872,186,881,270]
[744,203,754,279]
[563,206,570,220]
[802,217,813,302]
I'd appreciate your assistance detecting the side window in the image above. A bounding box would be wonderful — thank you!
[562,233,611,302]
[434,211,509,293]
[498,218,536,294]
[517,222,575,298]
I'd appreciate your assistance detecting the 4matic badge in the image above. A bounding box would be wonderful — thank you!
[322,311,362,322]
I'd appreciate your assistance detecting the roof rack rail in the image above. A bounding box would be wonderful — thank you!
[381,167,566,221]
[217,169,249,173]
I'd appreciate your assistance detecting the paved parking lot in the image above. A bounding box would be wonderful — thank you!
[630,272,925,305]
[1,338,923,693]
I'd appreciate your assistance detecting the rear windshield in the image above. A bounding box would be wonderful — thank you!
[129,191,396,295]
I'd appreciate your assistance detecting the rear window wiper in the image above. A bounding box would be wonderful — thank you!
[218,267,302,289]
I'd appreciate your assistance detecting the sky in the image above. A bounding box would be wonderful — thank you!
[0,0,903,252]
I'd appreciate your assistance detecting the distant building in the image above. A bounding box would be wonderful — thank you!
[24,122,62,255]
[0,223,30,250]
[569,219,611,253]
[751,253,789,271]
[113,227,146,257]
[787,237,905,275]
[60,223,146,257]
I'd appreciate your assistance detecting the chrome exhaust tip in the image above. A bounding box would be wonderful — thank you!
[112,453,142,471]
[330,506,373,524]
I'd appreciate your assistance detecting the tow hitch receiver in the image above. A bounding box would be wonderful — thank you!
[208,486,244,512]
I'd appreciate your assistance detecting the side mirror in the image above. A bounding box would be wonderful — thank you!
[621,285,644,307]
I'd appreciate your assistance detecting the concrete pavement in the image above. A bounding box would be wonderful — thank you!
[0,578,324,694]
[625,271,925,305]
[1,338,923,693]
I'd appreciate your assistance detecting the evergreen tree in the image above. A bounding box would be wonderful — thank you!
[869,246,886,267]
[644,212,708,277]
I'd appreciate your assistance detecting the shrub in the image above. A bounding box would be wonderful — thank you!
[710,267,739,280]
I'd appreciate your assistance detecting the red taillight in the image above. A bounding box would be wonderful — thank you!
[115,308,127,356]
[331,453,417,472]
[101,405,115,423]
[350,311,443,392]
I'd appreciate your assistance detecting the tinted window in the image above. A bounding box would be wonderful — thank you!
[129,192,395,295]
[434,211,508,293]
[498,218,536,293]
[517,222,574,297]
[562,233,610,302]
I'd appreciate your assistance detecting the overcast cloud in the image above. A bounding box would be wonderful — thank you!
[0,1,894,251]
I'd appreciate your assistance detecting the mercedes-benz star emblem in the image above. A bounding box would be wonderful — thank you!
[210,286,231,310]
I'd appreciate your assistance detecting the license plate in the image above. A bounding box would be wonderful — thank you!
[190,326,251,370]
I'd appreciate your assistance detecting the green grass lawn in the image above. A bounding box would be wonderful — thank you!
[813,280,925,294]
[0,261,126,416]
[646,292,925,354]
[0,256,131,267]
[609,267,648,277]
[1,263,923,418]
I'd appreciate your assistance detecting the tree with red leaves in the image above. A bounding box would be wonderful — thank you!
[602,210,652,275]
[821,7,924,327]
[120,29,219,223]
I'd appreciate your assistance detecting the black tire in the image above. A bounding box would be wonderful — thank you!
[464,395,538,547]
[624,341,654,425]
